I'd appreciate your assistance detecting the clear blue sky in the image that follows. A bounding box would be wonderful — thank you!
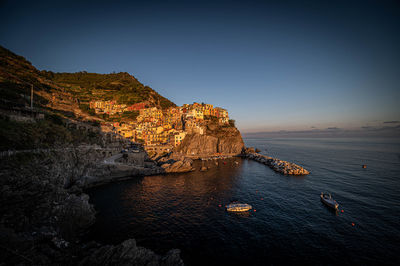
[1,0,399,133]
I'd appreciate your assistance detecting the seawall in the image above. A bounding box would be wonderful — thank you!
[242,151,310,176]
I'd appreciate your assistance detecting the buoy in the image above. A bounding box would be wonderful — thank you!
[341,210,344,213]
[352,223,355,226]
[254,209,256,212]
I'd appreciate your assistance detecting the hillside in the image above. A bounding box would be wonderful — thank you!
[0,45,184,264]
[41,71,176,109]
[0,45,176,150]
[0,45,175,112]
[0,46,55,109]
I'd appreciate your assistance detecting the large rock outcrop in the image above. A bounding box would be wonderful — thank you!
[81,163,164,188]
[160,157,195,173]
[175,122,244,156]
[79,239,183,266]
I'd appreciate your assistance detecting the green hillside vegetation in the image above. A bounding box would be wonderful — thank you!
[41,71,176,109]
[0,45,179,150]
[1,45,176,112]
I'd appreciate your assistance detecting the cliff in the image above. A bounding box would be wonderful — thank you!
[0,151,183,265]
[0,46,185,264]
[175,122,244,156]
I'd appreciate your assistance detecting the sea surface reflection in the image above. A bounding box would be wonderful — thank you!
[87,138,400,265]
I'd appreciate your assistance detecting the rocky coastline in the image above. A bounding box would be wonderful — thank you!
[242,148,310,176]
[0,151,184,266]
[151,123,245,173]
[81,163,165,188]
[0,110,309,266]
[0,141,308,265]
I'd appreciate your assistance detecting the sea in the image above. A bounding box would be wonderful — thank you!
[86,138,400,265]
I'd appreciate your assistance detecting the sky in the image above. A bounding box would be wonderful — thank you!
[1,0,399,134]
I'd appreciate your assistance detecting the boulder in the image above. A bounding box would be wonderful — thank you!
[163,158,194,173]
[79,239,184,266]
[161,163,171,169]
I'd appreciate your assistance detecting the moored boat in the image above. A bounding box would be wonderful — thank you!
[226,202,252,212]
[320,192,339,210]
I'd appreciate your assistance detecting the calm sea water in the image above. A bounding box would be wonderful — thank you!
[86,138,400,265]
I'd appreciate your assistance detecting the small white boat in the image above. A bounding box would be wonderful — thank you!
[320,192,339,210]
[226,202,252,212]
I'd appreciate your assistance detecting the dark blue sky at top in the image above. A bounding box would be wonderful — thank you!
[1,0,399,132]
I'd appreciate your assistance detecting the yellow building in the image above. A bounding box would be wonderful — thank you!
[194,108,204,120]
[154,109,163,120]
[202,104,214,116]
[159,131,170,144]
[155,126,164,134]
[174,132,187,146]
[210,108,217,117]
[140,107,163,120]
[187,108,204,120]
[215,107,229,118]
[218,117,229,124]
[135,129,144,140]
[120,130,133,138]
[192,102,201,108]
[140,107,157,117]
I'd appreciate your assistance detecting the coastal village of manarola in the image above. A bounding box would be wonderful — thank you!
[1,1,399,266]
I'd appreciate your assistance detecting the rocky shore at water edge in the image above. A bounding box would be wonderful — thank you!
[157,156,195,173]
[154,152,240,173]
[0,151,184,266]
[242,148,310,175]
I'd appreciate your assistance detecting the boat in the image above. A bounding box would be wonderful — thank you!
[320,192,339,210]
[226,202,252,212]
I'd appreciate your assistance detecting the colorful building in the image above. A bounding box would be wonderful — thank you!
[173,131,187,146]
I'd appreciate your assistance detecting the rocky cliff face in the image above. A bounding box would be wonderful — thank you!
[175,122,244,156]
[0,151,183,265]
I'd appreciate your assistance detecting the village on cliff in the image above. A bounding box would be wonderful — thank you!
[90,101,233,153]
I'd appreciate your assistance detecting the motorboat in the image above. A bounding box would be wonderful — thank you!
[226,202,252,212]
[320,192,339,210]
